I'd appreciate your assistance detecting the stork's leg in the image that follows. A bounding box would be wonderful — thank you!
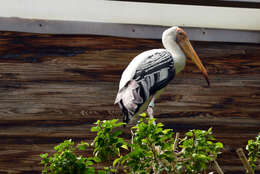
[147,96,155,121]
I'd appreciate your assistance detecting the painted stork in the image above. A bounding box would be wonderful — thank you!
[115,26,210,124]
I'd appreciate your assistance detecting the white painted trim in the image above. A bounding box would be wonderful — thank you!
[1,18,260,43]
[0,0,260,30]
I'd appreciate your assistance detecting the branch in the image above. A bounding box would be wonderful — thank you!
[173,132,180,152]
[131,130,134,151]
[236,148,255,174]
[213,160,224,174]
[177,157,191,162]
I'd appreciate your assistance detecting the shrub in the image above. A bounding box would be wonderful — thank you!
[40,140,97,174]
[41,115,224,174]
[176,128,223,174]
[246,133,260,170]
[117,115,223,174]
[91,119,128,162]
[119,115,175,173]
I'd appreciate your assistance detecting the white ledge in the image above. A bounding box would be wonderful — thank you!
[0,0,260,31]
[1,18,260,43]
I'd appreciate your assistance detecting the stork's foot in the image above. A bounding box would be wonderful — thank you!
[146,96,156,124]
[147,106,156,125]
[147,106,154,119]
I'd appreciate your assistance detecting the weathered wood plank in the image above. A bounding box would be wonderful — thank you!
[0,31,259,173]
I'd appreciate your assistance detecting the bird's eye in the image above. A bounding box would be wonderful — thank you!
[178,32,186,39]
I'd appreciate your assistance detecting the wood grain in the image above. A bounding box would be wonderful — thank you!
[0,31,260,173]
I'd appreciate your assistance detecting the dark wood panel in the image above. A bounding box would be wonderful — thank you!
[0,31,260,173]
[111,0,260,9]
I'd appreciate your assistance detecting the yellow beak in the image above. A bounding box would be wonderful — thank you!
[179,38,210,86]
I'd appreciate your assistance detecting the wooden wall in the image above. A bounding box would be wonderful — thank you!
[0,31,259,173]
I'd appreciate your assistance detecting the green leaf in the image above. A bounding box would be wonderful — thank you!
[114,122,125,127]
[139,112,147,117]
[92,156,101,163]
[113,157,121,167]
[141,139,148,144]
[85,160,94,166]
[94,120,100,125]
[162,129,170,134]
[112,130,122,137]
[85,167,95,174]
[207,141,213,145]
[216,142,224,149]
[77,142,89,151]
[91,126,99,132]
[157,123,164,127]
[208,127,212,133]
[40,153,49,159]
[186,131,193,137]
[97,170,107,174]
[121,144,128,150]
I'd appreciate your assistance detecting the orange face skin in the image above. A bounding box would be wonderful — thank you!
[176,27,210,86]
[176,28,188,43]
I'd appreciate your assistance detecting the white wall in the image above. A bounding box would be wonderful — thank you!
[0,0,260,30]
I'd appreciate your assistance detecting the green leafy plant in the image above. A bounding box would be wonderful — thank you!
[40,140,97,174]
[41,115,224,174]
[246,133,260,170]
[116,114,223,174]
[176,128,223,174]
[91,119,128,162]
[119,115,175,174]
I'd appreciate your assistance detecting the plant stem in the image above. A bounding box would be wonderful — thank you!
[173,132,180,152]
[236,148,255,174]
[213,160,224,174]
[131,130,134,151]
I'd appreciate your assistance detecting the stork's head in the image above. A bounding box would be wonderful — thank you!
[162,26,210,86]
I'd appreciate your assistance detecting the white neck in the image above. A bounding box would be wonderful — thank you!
[163,39,186,74]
